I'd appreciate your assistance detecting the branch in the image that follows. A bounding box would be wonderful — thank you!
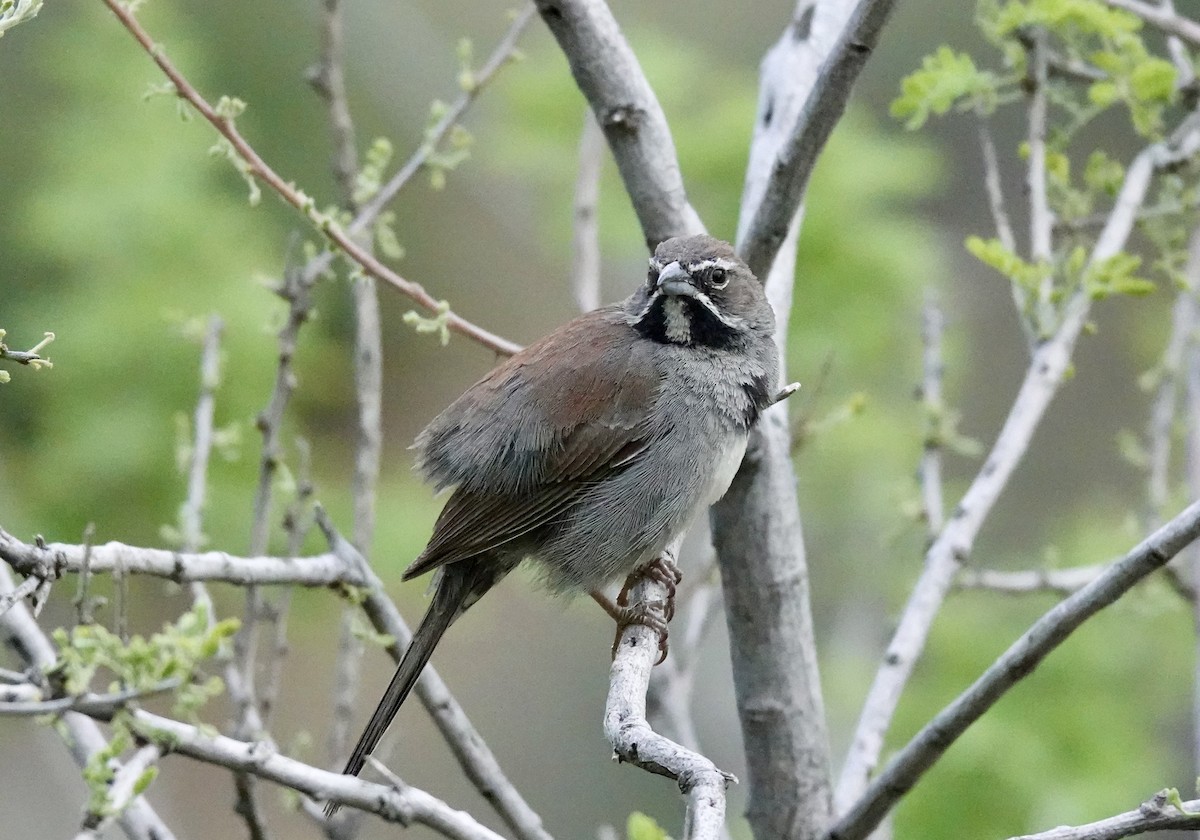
[0,529,363,587]
[827,498,1200,840]
[737,0,899,280]
[0,677,180,717]
[571,110,605,312]
[534,0,704,246]
[1103,0,1200,46]
[918,291,946,537]
[834,118,1200,814]
[1026,33,1054,324]
[1145,228,1200,528]
[1011,789,1200,840]
[714,0,896,833]
[112,707,506,840]
[101,0,520,356]
[607,540,733,840]
[955,564,1109,596]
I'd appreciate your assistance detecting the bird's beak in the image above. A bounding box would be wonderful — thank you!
[656,262,698,298]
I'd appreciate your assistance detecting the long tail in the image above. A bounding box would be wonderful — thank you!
[324,574,463,817]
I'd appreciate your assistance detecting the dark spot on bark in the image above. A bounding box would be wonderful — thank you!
[603,104,644,132]
[763,96,774,127]
[536,1,562,20]
[952,504,966,519]
[793,5,814,39]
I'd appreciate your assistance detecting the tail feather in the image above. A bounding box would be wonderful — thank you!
[324,584,459,817]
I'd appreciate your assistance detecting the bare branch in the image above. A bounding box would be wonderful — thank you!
[571,110,605,312]
[101,0,521,356]
[1011,789,1200,840]
[828,498,1200,840]
[955,564,1109,596]
[737,0,899,280]
[535,0,704,246]
[0,530,363,587]
[918,292,946,537]
[107,707,505,840]
[1027,32,1054,272]
[1146,230,1200,528]
[836,117,1200,814]
[0,677,180,717]
[0,572,40,619]
[1103,0,1200,46]
[978,119,1019,257]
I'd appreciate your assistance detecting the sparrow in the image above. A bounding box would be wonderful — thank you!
[327,234,779,811]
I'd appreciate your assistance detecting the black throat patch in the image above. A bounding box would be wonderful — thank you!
[633,294,743,349]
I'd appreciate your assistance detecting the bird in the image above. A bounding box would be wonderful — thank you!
[326,234,780,814]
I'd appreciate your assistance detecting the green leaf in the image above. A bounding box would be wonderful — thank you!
[1130,58,1177,104]
[627,812,670,840]
[965,236,1050,292]
[891,46,1000,130]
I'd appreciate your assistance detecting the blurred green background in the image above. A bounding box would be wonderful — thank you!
[0,1,1193,838]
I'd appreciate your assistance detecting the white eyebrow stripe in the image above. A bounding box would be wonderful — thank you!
[684,258,739,272]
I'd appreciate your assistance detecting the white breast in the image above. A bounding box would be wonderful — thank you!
[704,435,748,507]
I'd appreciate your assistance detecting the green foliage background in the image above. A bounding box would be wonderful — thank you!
[0,1,1194,838]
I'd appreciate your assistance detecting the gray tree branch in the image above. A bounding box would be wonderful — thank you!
[827,498,1200,840]
[534,0,705,246]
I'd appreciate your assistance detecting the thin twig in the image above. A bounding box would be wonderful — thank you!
[977,118,1034,348]
[74,522,97,625]
[1027,32,1054,328]
[0,677,181,717]
[1103,0,1200,46]
[647,549,723,753]
[0,573,40,619]
[955,564,1109,596]
[101,0,520,356]
[571,110,605,312]
[1146,229,1200,529]
[827,498,1200,840]
[1010,789,1200,839]
[918,291,946,538]
[259,440,314,729]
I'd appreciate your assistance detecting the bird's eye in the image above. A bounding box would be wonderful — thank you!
[711,268,729,289]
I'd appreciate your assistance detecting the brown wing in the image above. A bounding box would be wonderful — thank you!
[404,307,659,579]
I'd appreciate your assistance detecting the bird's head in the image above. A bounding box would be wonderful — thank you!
[626,234,774,348]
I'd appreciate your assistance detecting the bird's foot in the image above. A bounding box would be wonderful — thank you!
[606,551,683,664]
[609,600,671,665]
[617,552,682,619]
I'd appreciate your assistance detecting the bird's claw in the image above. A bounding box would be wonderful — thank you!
[610,552,682,664]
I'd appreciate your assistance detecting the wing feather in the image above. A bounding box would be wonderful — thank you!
[404,307,660,578]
